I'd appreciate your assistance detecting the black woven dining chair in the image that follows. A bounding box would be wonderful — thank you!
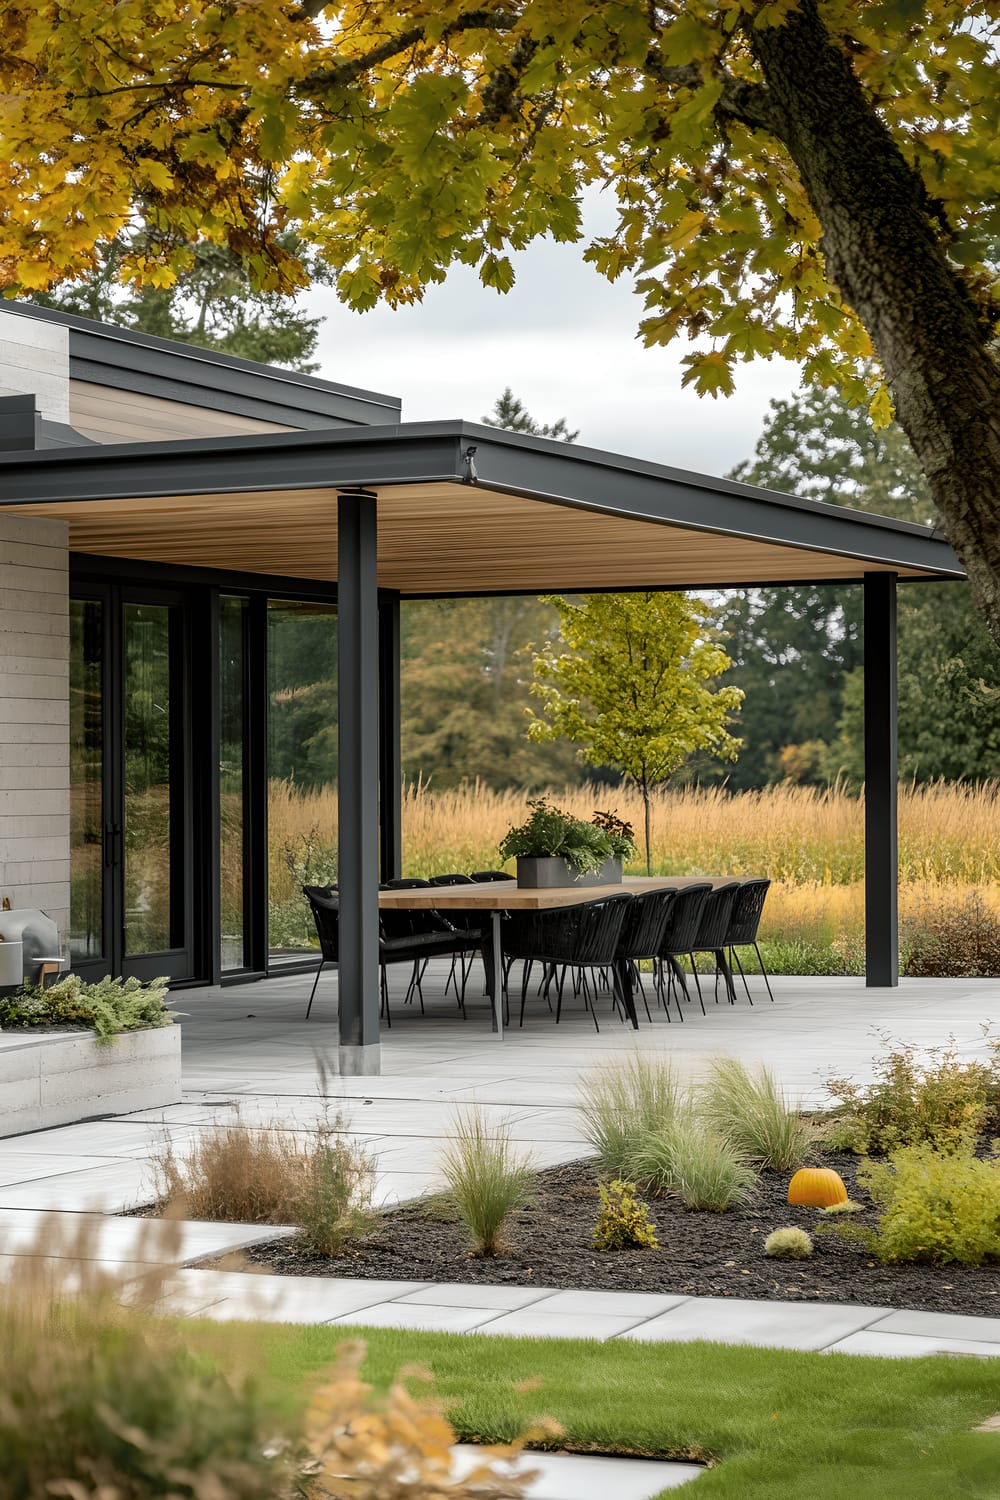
[686,881,743,1009]
[303,886,479,1027]
[614,888,677,1023]
[654,882,712,1020]
[469,870,515,882]
[725,877,774,1004]
[503,894,632,1032]
[379,876,481,1011]
[428,873,482,1002]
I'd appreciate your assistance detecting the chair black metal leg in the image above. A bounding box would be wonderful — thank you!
[306,958,325,1019]
[520,961,531,1027]
[754,942,776,1002]
[714,947,739,1005]
[688,957,707,1016]
[380,966,392,1029]
[732,947,754,1006]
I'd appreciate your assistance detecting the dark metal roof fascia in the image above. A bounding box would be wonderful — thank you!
[0,417,965,578]
[451,422,965,578]
[0,424,467,503]
[2,301,402,428]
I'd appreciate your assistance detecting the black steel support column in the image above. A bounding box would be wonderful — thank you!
[377,590,402,881]
[864,572,899,987]
[337,491,382,1071]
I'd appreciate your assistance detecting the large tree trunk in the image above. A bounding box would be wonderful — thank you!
[747,1,1000,648]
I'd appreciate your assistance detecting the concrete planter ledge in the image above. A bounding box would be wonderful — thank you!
[0,1025,181,1138]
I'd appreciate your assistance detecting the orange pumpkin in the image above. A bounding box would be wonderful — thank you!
[787,1167,848,1208]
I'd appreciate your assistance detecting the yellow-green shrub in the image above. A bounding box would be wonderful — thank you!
[764,1227,813,1259]
[593,1179,659,1251]
[825,1035,1000,1154]
[859,1143,1000,1265]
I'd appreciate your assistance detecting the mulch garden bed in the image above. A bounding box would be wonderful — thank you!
[232,1148,1000,1319]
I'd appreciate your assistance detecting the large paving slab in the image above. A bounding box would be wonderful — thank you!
[149,1267,430,1323]
[0,1207,294,1267]
[827,1330,1000,1359]
[620,1297,891,1352]
[449,1445,703,1496]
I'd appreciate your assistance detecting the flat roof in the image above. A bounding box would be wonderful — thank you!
[0,420,963,593]
[3,301,402,430]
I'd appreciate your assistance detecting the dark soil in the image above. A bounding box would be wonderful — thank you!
[234,1150,1000,1318]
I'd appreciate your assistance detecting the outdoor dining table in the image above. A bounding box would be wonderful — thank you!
[377,875,736,1038]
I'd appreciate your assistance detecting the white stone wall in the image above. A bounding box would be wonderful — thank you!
[0,514,70,948]
[0,311,70,425]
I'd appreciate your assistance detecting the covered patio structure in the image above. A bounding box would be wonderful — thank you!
[0,418,963,1071]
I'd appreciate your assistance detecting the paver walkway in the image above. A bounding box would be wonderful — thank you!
[1,968,999,1364]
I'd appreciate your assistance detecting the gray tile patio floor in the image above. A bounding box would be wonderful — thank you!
[1,964,998,1362]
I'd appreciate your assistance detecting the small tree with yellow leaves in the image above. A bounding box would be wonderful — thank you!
[528,593,743,873]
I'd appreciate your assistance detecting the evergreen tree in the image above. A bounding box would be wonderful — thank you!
[482,388,579,442]
[720,385,1000,785]
[33,234,328,371]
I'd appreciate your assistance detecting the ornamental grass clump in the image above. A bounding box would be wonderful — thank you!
[825,1033,1000,1154]
[592,1179,660,1251]
[859,1141,1000,1266]
[699,1057,811,1171]
[154,1108,374,1255]
[636,1116,759,1212]
[578,1055,687,1178]
[439,1106,534,1256]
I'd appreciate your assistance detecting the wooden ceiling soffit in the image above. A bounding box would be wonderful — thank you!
[16,481,932,590]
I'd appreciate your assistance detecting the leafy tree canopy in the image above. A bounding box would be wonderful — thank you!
[528,591,743,868]
[3,0,1000,634]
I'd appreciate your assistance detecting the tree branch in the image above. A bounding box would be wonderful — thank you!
[299,9,518,95]
[643,53,778,135]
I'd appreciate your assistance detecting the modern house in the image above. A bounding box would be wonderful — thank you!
[0,301,964,1072]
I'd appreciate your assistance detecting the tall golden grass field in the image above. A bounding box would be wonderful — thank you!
[267,778,1000,969]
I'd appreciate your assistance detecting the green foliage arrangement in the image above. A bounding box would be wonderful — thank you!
[825,1034,1000,1154]
[155,1109,374,1255]
[0,974,172,1046]
[635,1118,759,1213]
[699,1058,811,1172]
[439,1107,534,1257]
[764,1227,814,1260]
[818,1200,864,1217]
[592,1179,660,1252]
[497,797,625,877]
[590,809,638,864]
[578,1057,687,1179]
[859,1142,1000,1267]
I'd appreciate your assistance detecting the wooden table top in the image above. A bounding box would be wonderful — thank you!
[378,875,737,910]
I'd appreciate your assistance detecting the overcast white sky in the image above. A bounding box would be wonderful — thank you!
[304,195,803,479]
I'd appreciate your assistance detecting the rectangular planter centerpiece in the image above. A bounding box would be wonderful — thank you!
[516,856,623,889]
[0,1024,182,1138]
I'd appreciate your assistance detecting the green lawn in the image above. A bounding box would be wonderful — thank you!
[248,1321,1000,1499]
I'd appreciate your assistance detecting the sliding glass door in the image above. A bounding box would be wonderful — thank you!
[70,586,194,981]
